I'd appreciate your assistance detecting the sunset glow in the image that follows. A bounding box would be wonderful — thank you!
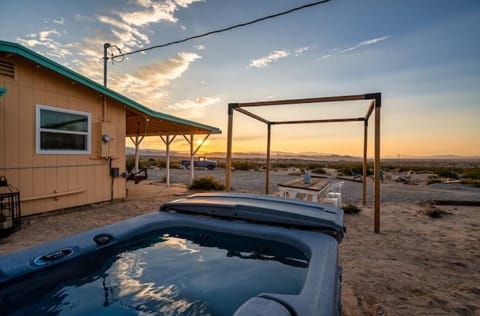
[4,0,479,157]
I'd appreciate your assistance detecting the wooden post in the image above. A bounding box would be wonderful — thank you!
[225,104,235,192]
[161,135,176,187]
[363,120,368,205]
[374,95,381,233]
[129,135,144,173]
[266,123,271,195]
[134,136,140,173]
[166,135,171,186]
[189,134,194,184]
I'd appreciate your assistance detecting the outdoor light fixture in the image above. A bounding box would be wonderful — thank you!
[102,134,114,143]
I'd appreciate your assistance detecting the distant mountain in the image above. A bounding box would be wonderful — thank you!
[127,147,480,161]
[383,154,480,160]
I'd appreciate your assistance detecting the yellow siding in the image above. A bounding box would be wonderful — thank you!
[0,55,126,215]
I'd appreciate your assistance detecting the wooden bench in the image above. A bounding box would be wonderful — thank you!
[127,168,148,184]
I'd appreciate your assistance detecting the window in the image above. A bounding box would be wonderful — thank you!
[36,105,91,154]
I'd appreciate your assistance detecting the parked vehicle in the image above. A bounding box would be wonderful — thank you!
[181,157,217,169]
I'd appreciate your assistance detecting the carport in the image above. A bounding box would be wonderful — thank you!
[126,106,221,186]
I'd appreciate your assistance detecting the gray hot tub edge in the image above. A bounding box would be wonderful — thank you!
[0,193,343,316]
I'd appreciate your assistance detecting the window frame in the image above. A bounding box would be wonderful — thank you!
[36,104,92,155]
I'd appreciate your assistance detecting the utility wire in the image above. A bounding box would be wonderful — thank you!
[111,0,331,59]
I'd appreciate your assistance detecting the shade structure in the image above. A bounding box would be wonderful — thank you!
[126,107,221,185]
[225,93,381,233]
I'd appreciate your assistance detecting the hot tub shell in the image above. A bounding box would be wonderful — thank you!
[0,193,344,316]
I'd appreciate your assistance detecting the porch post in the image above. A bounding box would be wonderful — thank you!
[225,104,235,191]
[266,123,271,195]
[363,120,368,205]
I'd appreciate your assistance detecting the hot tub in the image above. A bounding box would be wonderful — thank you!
[0,193,344,316]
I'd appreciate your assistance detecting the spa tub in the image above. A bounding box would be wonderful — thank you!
[0,193,344,315]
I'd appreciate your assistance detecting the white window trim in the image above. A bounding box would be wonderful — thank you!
[36,104,92,155]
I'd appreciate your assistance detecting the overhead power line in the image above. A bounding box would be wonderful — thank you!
[111,0,332,59]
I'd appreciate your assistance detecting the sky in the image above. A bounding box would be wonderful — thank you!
[1,0,479,158]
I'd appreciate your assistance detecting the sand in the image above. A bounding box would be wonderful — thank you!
[0,170,479,316]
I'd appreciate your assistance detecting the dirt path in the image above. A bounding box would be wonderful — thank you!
[341,203,480,316]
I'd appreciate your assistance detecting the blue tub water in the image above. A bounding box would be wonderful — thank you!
[0,193,344,316]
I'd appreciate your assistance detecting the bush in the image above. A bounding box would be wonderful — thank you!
[461,179,480,187]
[436,170,458,179]
[462,168,480,180]
[311,167,327,175]
[427,178,442,185]
[336,163,372,176]
[189,176,225,191]
[343,203,361,214]
[232,160,260,171]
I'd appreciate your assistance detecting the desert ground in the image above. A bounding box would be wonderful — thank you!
[0,168,479,316]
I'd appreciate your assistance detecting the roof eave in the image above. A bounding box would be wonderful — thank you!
[0,40,221,135]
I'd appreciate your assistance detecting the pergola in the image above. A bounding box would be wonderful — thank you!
[126,107,221,185]
[225,93,382,233]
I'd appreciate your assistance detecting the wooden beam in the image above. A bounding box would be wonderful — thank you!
[193,134,210,156]
[21,188,86,202]
[237,94,368,107]
[266,124,271,195]
[225,104,234,191]
[160,135,176,186]
[235,107,270,124]
[271,117,364,125]
[189,134,194,183]
[374,98,381,233]
[365,100,375,120]
[363,120,368,206]
[130,135,145,173]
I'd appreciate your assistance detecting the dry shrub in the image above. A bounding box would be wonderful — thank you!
[421,203,451,218]
[189,176,225,191]
[343,203,361,214]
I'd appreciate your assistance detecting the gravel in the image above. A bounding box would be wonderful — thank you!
[145,168,480,205]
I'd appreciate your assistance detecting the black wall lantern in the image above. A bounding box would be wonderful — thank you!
[0,176,21,237]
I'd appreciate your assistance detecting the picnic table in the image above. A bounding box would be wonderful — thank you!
[278,176,331,202]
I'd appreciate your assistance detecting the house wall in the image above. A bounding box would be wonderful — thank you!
[0,54,126,216]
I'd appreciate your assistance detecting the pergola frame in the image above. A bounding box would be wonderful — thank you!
[225,92,382,233]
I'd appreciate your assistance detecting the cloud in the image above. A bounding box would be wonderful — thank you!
[194,44,205,50]
[94,0,202,54]
[164,96,221,110]
[321,36,390,59]
[97,15,150,48]
[249,45,314,68]
[249,50,289,68]
[15,0,204,106]
[17,29,72,58]
[118,0,203,26]
[53,17,65,25]
[293,46,312,55]
[109,52,201,106]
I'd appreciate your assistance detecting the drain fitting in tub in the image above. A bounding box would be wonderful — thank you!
[93,233,114,246]
[33,248,74,266]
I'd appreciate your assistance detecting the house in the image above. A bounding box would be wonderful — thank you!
[0,40,221,216]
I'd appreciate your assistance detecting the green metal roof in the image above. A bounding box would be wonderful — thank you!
[0,40,221,134]
[0,87,6,97]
